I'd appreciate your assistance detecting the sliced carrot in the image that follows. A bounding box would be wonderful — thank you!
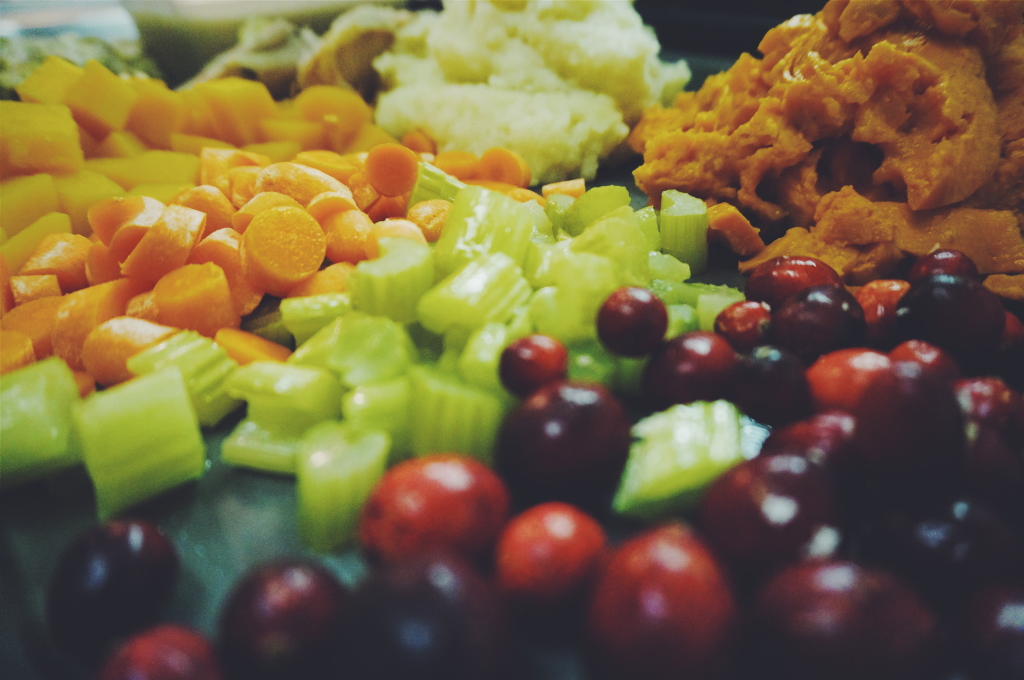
[10,274,62,305]
[18,232,93,292]
[505,187,546,205]
[125,290,160,321]
[306,190,359,226]
[364,143,420,198]
[120,205,207,284]
[323,209,374,264]
[81,316,179,386]
[153,262,240,338]
[227,165,262,209]
[253,162,346,206]
[199,147,271,189]
[0,329,37,374]
[542,178,585,199]
[401,129,436,155]
[365,219,427,260]
[405,199,451,242]
[365,193,409,223]
[294,86,372,130]
[213,326,292,365]
[0,256,14,318]
[85,241,122,286]
[0,294,64,358]
[286,262,355,297]
[51,278,147,369]
[477,147,532,188]
[86,195,165,247]
[433,150,480,181]
[292,150,362,185]
[231,191,304,233]
[187,227,263,316]
[73,369,96,397]
[172,184,236,237]
[240,206,326,297]
[345,169,380,211]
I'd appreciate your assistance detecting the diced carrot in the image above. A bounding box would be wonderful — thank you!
[227,166,262,209]
[401,129,437,155]
[477,147,532,188]
[340,124,398,154]
[364,143,420,198]
[51,278,147,369]
[153,262,240,338]
[542,178,585,199]
[323,210,373,264]
[365,193,409,223]
[505,187,545,205]
[306,190,359,226]
[0,294,65,358]
[172,185,236,237]
[293,149,362,185]
[0,329,37,374]
[231,191,304,233]
[120,205,207,284]
[240,206,326,297]
[345,170,380,211]
[365,219,427,260]
[187,227,263,316]
[73,369,96,397]
[199,147,272,188]
[81,316,179,386]
[213,327,292,365]
[125,290,160,321]
[10,274,62,305]
[253,162,345,206]
[433,151,480,181]
[18,232,93,292]
[405,199,452,242]
[86,195,164,246]
[85,241,122,285]
[286,262,355,298]
[0,256,14,318]
[294,86,373,129]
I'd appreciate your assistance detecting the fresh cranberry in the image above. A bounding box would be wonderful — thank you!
[965,424,1024,530]
[97,625,223,680]
[641,331,738,409]
[954,376,1024,437]
[745,256,844,309]
[907,249,980,284]
[759,410,857,474]
[964,584,1024,680]
[731,345,812,426]
[853,279,909,347]
[597,286,668,357]
[805,348,891,412]
[714,300,772,352]
[771,285,867,364]
[499,334,568,397]
[888,339,962,383]
[1002,309,1024,348]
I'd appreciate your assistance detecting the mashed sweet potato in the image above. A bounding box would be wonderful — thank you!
[629,0,1024,288]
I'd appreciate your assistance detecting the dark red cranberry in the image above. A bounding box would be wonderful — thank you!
[888,339,962,383]
[964,584,1024,680]
[97,625,223,680]
[954,376,1024,437]
[1002,309,1024,348]
[714,300,772,352]
[745,256,843,309]
[907,249,980,284]
[965,424,1024,529]
[806,348,891,412]
[597,286,668,357]
[732,345,812,426]
[641,331,738,409]
[752,560,938,680]
[46,519,179,662]
[853,279,909,347]
[759,410,857,474]
[771,285,866,364]
[499,334,568,397]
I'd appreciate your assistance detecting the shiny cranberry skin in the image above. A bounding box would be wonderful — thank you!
[954,376,1024,437]
[745,256,844,309]
[907,249,980,284]
[752,560,938,680]
[698,454,838,580]
[219,560,347,680]
[771,284,866,364]
[732,345,812,426]
[97,625,223,680]
[587,523,736,680]
[496,381,630,508]
[888,339,962,383]
[641,331,738,409]
[965,424,1024,530]
[759,410,857,474]
[46,519,178,661]
[854,279,909,347]
[964,584,1024,680]
[597,286,668,357]
[714,300,772,352]
[499,334,568,398]
[806,348,891,412]
[359,454,510,564]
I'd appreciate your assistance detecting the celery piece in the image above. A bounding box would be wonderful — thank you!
[342,377,412,462]
[659,190,708,275]
[544,192,575,236]
[697,289,747,331]
[327,312,416,388]
[287,317,345,371]
[520,199,555,244]
[75,367,205,519]
[417,252,532,335]
[529,252,621,344]
[220,418,305,475]
[434,185,539,276]
[297,421,390,552]
[240,298,294,349]
[127,330,241,427]
[649,279,688,305]
[649,252,691,283]
[562,185,631,237]
[570,207,650,286]
[506,304,534,339]
[635,206,661,251]
[523,240,571,289]
[406,322,445,363]
[566,340,617,387]
[666,303,700,338]
[459,321,524,393]
[350,237,434,324]
[664,281,743,308]
[615,356,648,398]
[408,365,508,464]
[0,356,81,488]
[279,293,351,346]
[225,361,342,437]
[407,161,466,206]
[613,400,743,520]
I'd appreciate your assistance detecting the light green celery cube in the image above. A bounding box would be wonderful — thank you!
[221,418,305,475]
[417,252,532,335]
[326,312,416,388]
[697,290,746,331]
[280,293,351,346]
[288,317,345,371]
[434,185,538,276]
[615,356,649,398]
[544,192,575,236]
[342,377,412,462]
[459,322,523,393]
[562,185,631,236]
[566,340,617,387]
[225,361,342,437]
[635,206,661,251]
[570,207,650,286]
[408,161,466,206]
[240,301,294,348]
[659,189,708,274]
[529,252,621,344]
[667,304,700,337]
[350,237,434,324]
[523,240,571,289]
[520,199,555,244]
[649,252,691,282]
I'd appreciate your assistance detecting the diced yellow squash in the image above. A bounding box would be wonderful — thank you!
[0,102,84,177]
[178,89,217,139]
[242,141,301,164]
[94,131,149,159]
[1,213,72,272]
[128,183,195,204]
[125,78,186,150]
[1,227,7,246]
[169,133,235,155]
[63,60,139,138]
[194,77,278,147]
[84,150,200,190]
[258,118,325,151]
[0,174,59,238]
[339,123,399,154]
[52,170,125,235]
[79,126,102,159]
[15,56,83,105]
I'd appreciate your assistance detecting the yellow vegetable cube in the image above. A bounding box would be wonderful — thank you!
[0,174,59,238]
[242,141,301,164]
[194,77,278,147]
[63,60,139,138]
[169,133,235,156]
[339,123,399,154]
[15,56,83,105]
[0,102,84,176]
[95,131,149,159]
[0,212,72,272]
[128,183,195,204]
[52,170,125,235]
[178,89,218,139]
[84,151,200,190]
[258,118,325,151]
[125,78,186,150]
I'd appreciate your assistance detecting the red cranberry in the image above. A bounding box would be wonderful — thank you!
[965,424,1024,530]
[954,376,1024,437]
[759,410,857,474]
[641,331,738,409]
[97,625,223,680]
[713,300,772,352]
[1002,309,1024,348]
[771,284,867,364]
[745,256,843,309]
[964,584,1024,680]
[597,286,668,357]
[805,348,891,412]
[853,279,909,347]
[888,339,962,383]
[732,345,812,426]
[499,334,568,397]
[907,249,980,284]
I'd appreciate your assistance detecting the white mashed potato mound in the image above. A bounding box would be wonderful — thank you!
[372,0,690,185]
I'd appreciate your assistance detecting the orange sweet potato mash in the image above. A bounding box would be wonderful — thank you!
[629,0,1024,286]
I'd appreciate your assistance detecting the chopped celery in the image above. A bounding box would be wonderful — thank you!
[342,377,412,462]
[520,199,555,244]
[225,361,342,437]
[326,312,416,388]
[660,189,708,275]
[297,421,390,552]
[350,237,434,324]
[649,252,691,282]
[406,322,445,363]
[615,356,648,397]
[635,206,661,251]
[417,252,532,335]
[279,293,351,346]
[666,303,700,337]
[220,418,305,475]
[240,297,294,348]
[697,289,746,331]
[570,206,650,286]
[523,240,571,289]
[543,192,574,236]
[75,367,205,519]
[529,252,621,344]
[287,316,345,371]
[566,340,617,386]
[458,322,523,393]
[662,281,743,308]
[649,279,689,305]
[434,185,540,276]
[0,356,81,488]
[407,161,465,206]
[562,185,631,237]
[506,304,534,339]
[127,330,241,427]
